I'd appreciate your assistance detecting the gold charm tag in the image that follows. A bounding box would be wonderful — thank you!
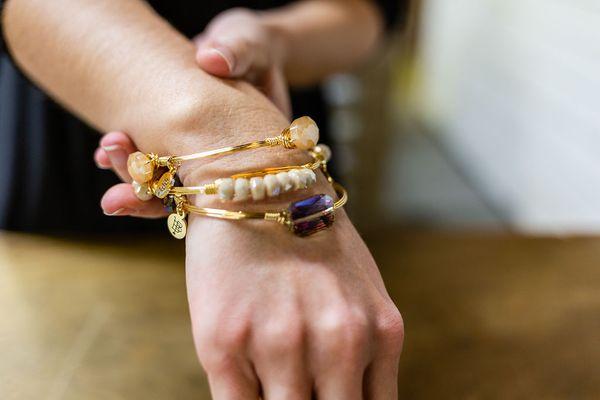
[153,171,175,199]
[167,213,187,239]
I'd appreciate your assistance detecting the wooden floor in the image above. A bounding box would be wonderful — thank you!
[0,230,599,399]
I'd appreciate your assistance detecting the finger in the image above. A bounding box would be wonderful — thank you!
[252,321,311,400]
[101,183,167,218]
[196,37,268,79]
[256,360,311,400]
[364,313,404,399]
[312,312,371,400]
[363,359,399,400]
[206,367,260,400]
[315,366,365,400]
[263,67,292,118]
[99,132,139,182]
[94,147,111,169]
[195,40,236,77]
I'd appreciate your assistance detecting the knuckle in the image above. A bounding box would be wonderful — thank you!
[229,36,252,54]
[217,322,252,349]
[319,307,370,352]
[375,306,405,352]
[195,318,251,352]
[198,351,239,375]
[194,318,251,373]
[261,317,305,354]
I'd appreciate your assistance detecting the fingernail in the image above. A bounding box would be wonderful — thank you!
[210,46,235,73]
[102,145,128,169]
[104,208,129,216]
[95,160,111,170]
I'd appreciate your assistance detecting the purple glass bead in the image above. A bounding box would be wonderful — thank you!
[163,196,176,213]
[288,194,335,236]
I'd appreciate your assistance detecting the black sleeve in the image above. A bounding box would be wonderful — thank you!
[0,0,6,55]
[375,0,409,31]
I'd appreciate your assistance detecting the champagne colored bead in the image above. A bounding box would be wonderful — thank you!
[288,116,319,150]
[127,151,154,183]
[314,143,332,162]
[216,178,235,201]
[132,180,153,201]
[250,177,266,201]
[276,172,293,192]
[264,174,282,197]
[234,178,250,202]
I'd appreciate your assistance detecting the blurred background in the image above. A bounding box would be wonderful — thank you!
[330,0,600,234]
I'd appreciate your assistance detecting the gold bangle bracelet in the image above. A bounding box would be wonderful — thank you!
[168,149,328,199]
[166,182,348,239]
[127,116,319,184]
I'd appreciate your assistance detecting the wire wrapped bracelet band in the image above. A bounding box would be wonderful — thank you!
[121,115,347,239]
[127,116,319,184]
[166,182,347,239]
[167,145,330,201]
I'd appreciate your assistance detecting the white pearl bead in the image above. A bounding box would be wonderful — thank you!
[288,169,305,190]
[302,169,317,186]
[132,180,153,201]
[315,144,332,162]
[234,178,250,202]
[263,174,282,197]
[250,177,266,201]
[276,172,293,192]
[216,178,234,201]
[289,116,319,150]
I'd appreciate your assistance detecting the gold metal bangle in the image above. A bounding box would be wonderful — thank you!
[127,116,320,184]
[169,156,325,197]
[168,182,348,239]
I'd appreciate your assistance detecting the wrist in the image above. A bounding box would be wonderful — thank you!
[156,79,291,183]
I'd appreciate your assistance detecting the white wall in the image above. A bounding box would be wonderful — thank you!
[417,0,600,232]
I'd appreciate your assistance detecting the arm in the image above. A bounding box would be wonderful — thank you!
[3,1,403,398]
[2,0,287,159]
[186,1,384,98]
[262,0,385,86]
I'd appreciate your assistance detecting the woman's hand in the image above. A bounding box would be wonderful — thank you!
[185,207,404,399]
[95,108,404,399]
[95,131,169,217]
[88,5,403,398]
[194,8,291,117]
[95,7,293,215]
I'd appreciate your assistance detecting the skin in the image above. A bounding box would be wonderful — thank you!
[2,0,403,398]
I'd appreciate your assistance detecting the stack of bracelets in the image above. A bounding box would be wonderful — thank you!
[126,116,348,239]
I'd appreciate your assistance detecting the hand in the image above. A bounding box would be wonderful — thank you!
[194,8,291,117]
[94,10,402,396]
[95,131,168,217]
[96,105,404,398]
[95,7,293,215]
[185,204,404,399]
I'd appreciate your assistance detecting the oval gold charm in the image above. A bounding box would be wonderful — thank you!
[153,171,175,199]
[167,213,187,239]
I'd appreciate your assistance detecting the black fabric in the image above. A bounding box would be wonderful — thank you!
[0,0,403,233]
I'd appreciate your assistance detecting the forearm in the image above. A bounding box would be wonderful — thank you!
[2,0,286,159]
[261,0,384,86]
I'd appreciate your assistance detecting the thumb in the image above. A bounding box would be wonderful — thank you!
[196,37,265,79]
[195,40,237,77]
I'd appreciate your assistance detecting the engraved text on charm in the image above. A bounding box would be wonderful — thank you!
[167,213,187,239]
[153,171,175,199]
